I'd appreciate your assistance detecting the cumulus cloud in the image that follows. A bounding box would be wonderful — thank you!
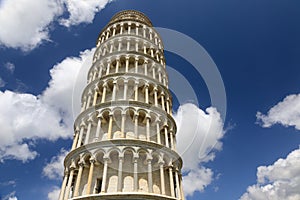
[2,191,18,200]
[0,48,94,162]
[256,94,300,130]
[0,77,6,87]
[43,149,68,180]
[4,62,15,73]
[59,0,113,27]
[0,0,112,50]
[47,187,61,200]
[174,103,225,197]
[240,147,300,200]
[0,0,63,51]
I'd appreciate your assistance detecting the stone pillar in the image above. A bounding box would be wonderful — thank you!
[134,83,138,101]
[101,158,109,193]
[123,80,128,100]
[156,120,161,144]
[94,115,102,141]
[164,126,169,148]
[169,166,175,197]
[112,81,117,101]
[159,161,165,195]
[109,42,114,54]
[86,158,95,195]
[133,156,138,192]
[175,167,180,198]
[86,92,92,109]
[161,92,165,111]
[58,171,68,200]
[152,67,156,79]
[154,87,158,106]
[120,23,124,34]
[106,61,110,75]
[125,56,129,72]
[143,44,147,54]
[92,87,99,106]
[127,39,130,51]
[118,39,122,51]
[134,57,138,73]
[143,26,146,38]
[105,31,109,39]
[158,70,162,82]
[135,40,139,52]
[71,128,79,150]
[147,158,153,193]
[146,114,150,141]
[76,124,85,148]
[166,98,170,114]
[98,66,103,78]
[170,129,174,150]
[134,113,138,139]
[112,26,116,36]
[107,114,113,139]
[117,156,124,192]
[115,58,120,73]
[84,120,92,144]
[144,60,148,75]
[80,98,86,112]
[121,113,126,138]
[179,174,184,200]
[136,23,139,35]
[145,84,149,104]
[73,162,84,197]
[101,84,107,103]
[64,166,75,200]
[128,23,131,34]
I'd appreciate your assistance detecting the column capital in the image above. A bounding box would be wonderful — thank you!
[80,121,86,128]
[78,160,85,167]
[89,157,96,164]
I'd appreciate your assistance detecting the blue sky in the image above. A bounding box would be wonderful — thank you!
[0,0,300,200]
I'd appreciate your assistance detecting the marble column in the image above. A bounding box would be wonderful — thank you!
[101,158,109,193]
[86,159,95,195]
[73,161,84,197]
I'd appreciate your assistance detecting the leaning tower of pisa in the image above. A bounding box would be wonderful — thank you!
[58,10,184,200]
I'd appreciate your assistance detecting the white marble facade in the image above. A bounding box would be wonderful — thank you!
[59,10,184,200]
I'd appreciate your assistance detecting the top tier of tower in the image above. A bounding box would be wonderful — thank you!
[96,10,163,51]
[109,10,153,27]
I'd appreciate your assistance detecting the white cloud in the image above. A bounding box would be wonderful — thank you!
[43,149,68,180]
[240,147,300,200]
[0,77,6,87]
[256,94,300,130]
[47,187,61,200]
[59,0,113,27]
[4,62,15,73]
[0,48,94,163]
[0,0,63,51]
[0,0,113,51]
[174,103,225,197]
[2,191,18,200]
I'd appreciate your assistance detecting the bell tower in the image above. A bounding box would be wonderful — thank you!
[58,10,185,200]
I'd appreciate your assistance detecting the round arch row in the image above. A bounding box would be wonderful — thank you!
[59,145,184,200]
[93,35,165,69]
[82,75,172,115]
[96,20,163,51]
[88,52,168,87]
[72,104,177,151]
